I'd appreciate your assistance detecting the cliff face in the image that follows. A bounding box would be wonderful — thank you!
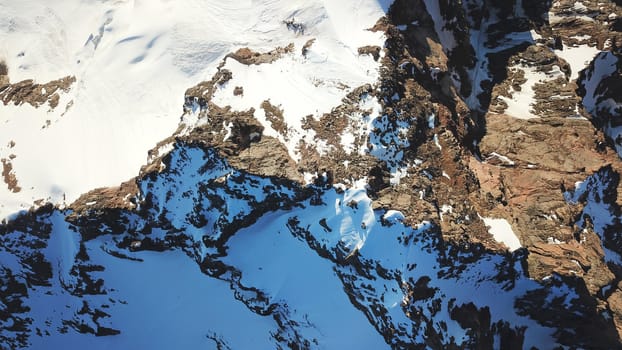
[2,0,622,348]
[380,0,622,342]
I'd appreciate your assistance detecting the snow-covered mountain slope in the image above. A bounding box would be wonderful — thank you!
[3,0,622,348]
[0,144,608,349]
[0,0,389,219]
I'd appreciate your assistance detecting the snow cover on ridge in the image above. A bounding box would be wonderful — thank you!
[554,43,600,82]
[0,0,387,219]
[578,51,622,157]
[565,167,622,265]
[210,3,385,162]
[581,52,619,113]
[0,142,568,348]
[460,2,538,114]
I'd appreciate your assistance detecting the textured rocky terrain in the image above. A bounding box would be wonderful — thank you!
[2,0,622,348]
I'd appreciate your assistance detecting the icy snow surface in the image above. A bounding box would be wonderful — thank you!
[27,233,277,350]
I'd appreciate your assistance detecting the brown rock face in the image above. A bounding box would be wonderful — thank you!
[0,61,8,86]
[357,45,381,61]
[225,44,294,65]
[377,0,622,343]
[25,0,622,346]
[465,4,622,330]
[476,116,619,247]
[70,179,139,215]
[181,104,301,182]
[1,157,21,193]
[0,75,75,109]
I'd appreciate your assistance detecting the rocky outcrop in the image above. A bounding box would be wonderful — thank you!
[1,156,20,193]
[0,75,75,109]
[0,61,8,86]
[376,0,622,342]
[225,44,295,65]
[474,115,620,256]
[357,45,381,61]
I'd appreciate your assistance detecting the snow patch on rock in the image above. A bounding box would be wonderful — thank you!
[482,217,522,252]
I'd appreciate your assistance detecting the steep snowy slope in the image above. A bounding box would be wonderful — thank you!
[0,0,388,219]
[0,144,592,348]
[3,0,622,349]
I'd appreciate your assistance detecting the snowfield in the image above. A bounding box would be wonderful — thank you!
[0,0,388,219]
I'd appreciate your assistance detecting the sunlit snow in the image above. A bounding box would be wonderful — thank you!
[482,217,522,252]
[0,0,387,218]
